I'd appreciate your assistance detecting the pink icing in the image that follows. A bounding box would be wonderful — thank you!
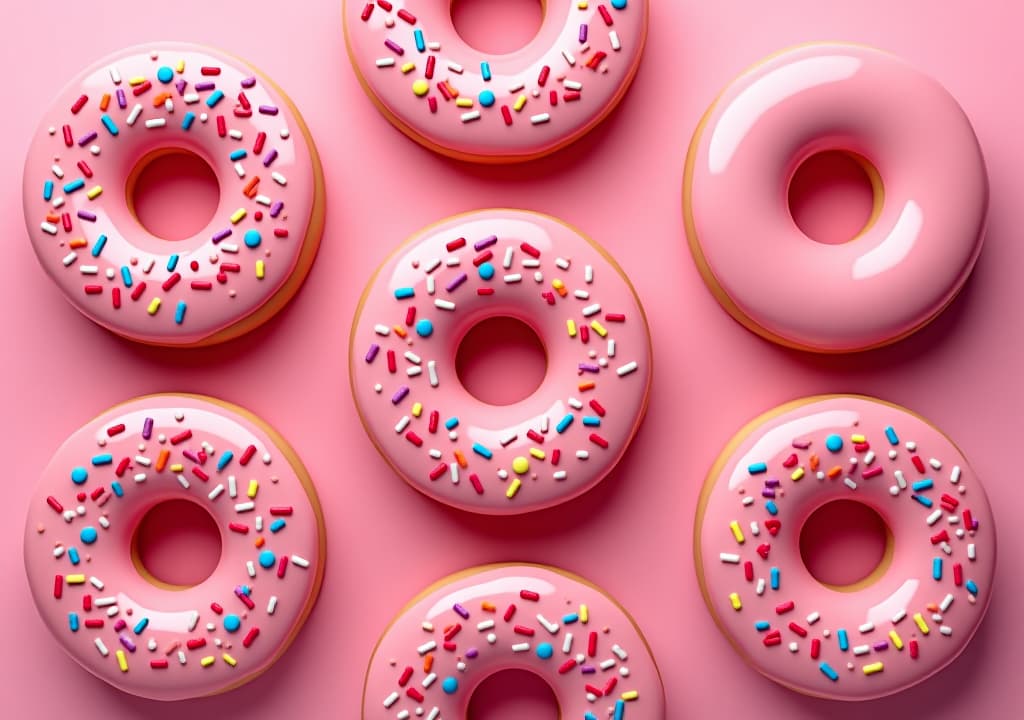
[686,44,988,351]
[23,43,320,345]
[23,395,324,700]
[362,564,664,718]
[696,396,996,700]
[350,210,651,514]
[344,0,649,161]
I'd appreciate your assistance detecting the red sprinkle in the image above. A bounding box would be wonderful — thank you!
[53,575,63,599]
[520,242,541,258]
[811,638,821,659]
[150,659,169,669]
[277,557,288,579]
[186,638,206,650]
[170,429,192,445]
[788,622,807,637]
[201,66,221,75]
[469,473,484,494]
[239,445,257,465]
[503,604,516,621]
[269,506,293,516]
[71,95,88,114]
[446,237,466,251]
[398,665,413,686]
[909,639,919,659]
[589,433,609,449]
[558,658,577,674]
[513,625,535,636]
[242,627,259,648]
[46,496,64,514]
[520,590,540,601]
[429,462,447,481]
[228,522,249,534]
[775,600,795,614]
[588,631,598,657]
[911,455,926,473]
[538,65,550,86]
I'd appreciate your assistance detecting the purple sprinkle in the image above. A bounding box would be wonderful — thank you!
[113,618,127,632]
[762,488,776,498]
[365,344,380,363]
[182,449,200,464]
[385,39,405,55]
[873,641,889,651]
[258,105,279,115]
[141,417,153,440]
[391,386,409,405]
[119,634,137,652]
[195,81,216,92]
[578,363,600,373]
[116,88,127,108]
[474,235,498,251]
[579,24,588,43]
[445,273,467,292]
[77,131,97,147]
[465,648,479,659]
[580,665,596,674]
[212,228,232,244]
[263,149,279,167]
[77,210,97,222]
[765,477,781,488]
[270,201,284,218]
[175,79,187,96]
[453,603,470,619]
[241,76,256,88]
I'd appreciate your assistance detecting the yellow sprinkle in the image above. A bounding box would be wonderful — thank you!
[247,480,259,499]
[791,467,805,481]
[566,319,577,337]
[577,1,589,9]
[729,592,742,610]
[412,402,423,418]
[590,320,608,338]
[862,662,884,675]
[147,298,161,316]
[529,448,546,460]
[65,574,86,584]
[455,97,474,108]
[200,655,216,668]
[255,260,265,279]
[86,185,103,200]
[513,94,527,112]
[552,279,565,290]
[230,208,247,224]
[222,653,237,667]
[512,456,529,474]
[412,79,429,96]
[169,463,184,473]
[913,613,930,635]
[888,630,904,650]
[621,690,639,701]
[579,604,589,623]
[175,60,185,73]
[506,478,521,499]
[116,649,128,672]
[128,76,146,86]
[729,520,745,544]
[852,434,866,443]
[400,62,416,74]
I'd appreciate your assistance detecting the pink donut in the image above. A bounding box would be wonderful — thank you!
[343,0,649,162]
[23,43,325,346]
[695,395,996,700]
[363,563,665,718]
[684,44,988,352]
[350,210,652,514]
[23,394,326,700]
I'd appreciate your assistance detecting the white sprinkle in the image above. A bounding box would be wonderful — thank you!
[859,622,874,633]
[417,641,437,655]
[447,62,464,73]
[608,339,616,357]
[375,58,396,68]
[853,644,870,656]
[487,632,497,644]
[950,466,961,484]
[895,470,907,489]
[477,620,495,631]
[556,257,571,269]
[144,118,166,129]
[968,543,976,560]
[247,561,256,578]
[272,172,287,186]
[864,450,876,466]
[511,642,531,652]
[563,632,573,653]
[435,299,456,310]
[187,611,200,632]
[561,49,576,65]
[610,30,621,50]
[404,351,422,365]
[930,458,943,470]
[291,554,311,568]
[229,475,238,498]
[789,642,799,653]
[184,92,200,104]
[40,221,58,235]
[504,273,523,283]
[806,612,820,625]
[530,113,551,125]
[234,162,246,178]
[177,474,190,489]
[98,516,110,529]
[537,615,559,634]
[576,450,589,460]
[95,638,109,656]
[844,477,858,490]
[600,658,616,670]
[940,625,953,636]
[229,129,243,140]
[78,265,99,275]
[585,265,594,283]
[941,541,952,555]
[383,691,400,708]
[581,303,601,317]
[61,251,77,267]
[255,516,263,532]
[574,290,590,300]
[374,324,390,336]
[940,593,955,612]
[424,258,442,274]
[421,672,437,688]
[428,361,439,387]
[461,111,481,123]
[234,501,255,512]
[892,609,907,623]
[889,486,900,496]
[94,596,117,607]
[106,606,119,617]
[926,509,943,526]
[719,553,741,564]
[422,622,434,632]
[53,546,65,558]
[255,194,271,206]
[427,41,441,50]
[503,247,514,268]
[756,578,766,595]
[406,366,422,377]
[426,275,436,294]
[750,521,760,536]
[742,496,755,506]
[268,596,278,614]
[426,708,440,720]
[450,463,459,485]
[178,650,187,665]
[568,397,584,410]
[612,644,628,661]
[395,415,411,433]
[906,441,917,451]
[616,361,638,377]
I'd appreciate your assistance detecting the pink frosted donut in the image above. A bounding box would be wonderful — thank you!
[695,395,996,700]
[23,394,326,700]
[684,43,988,352]
[344,0,649,162]
[350,210,652,514]
[23,43,325,346]
[363,563,665,718]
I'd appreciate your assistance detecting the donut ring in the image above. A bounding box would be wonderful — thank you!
[23,394,326,700]
[343,0,649,162]
[350,209,652,514]
[684,43,988,352]
[23,43,325,346]
[695,395,996,700]
[362,563,665,718]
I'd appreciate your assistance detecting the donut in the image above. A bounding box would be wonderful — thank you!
[363,563,665,718]
[23,43,325,346]
[683,43,988,352]
[23,394,326,700]
[343,1,649,163]
[350,209,652,514]
[694,395,996,700]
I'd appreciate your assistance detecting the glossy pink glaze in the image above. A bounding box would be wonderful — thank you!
[23,43,320,345]
[687,44,988,351]
[23,395,324,701]
[344,0,648,161]
[363,564,664,718]
[696,396,996,700]
[350,210,651,514]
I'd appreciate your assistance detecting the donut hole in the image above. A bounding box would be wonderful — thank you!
[788,150,882,245]
[451,0,544,55]
[456,316,547,406]
[467,668,559,719]
[799,499,893,590]
[127,148,220,241]
[131,499,222,589]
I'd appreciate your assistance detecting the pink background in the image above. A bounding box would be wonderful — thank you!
[4,0,1022,717]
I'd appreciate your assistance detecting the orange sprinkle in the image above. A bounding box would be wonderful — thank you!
[46,213,60,223]
[99,93,111,111]
[393,326,407,338]
[444,81,459,98]
[827,465,842,479]
[481,601,496,612]
[809,454,820,471]
[152,92,172,107]
[578,381,596,392]
[254,537,265,548]
[155,449,170,472]
[68,238,87,249]
[454,449,468,469]
[242,176,260,198]
[423,654,433,673]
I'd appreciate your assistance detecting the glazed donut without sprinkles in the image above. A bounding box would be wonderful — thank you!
[23,394,326,700]
[694,395,996,700]
[23,43,325,346]
[684,43,988,352]
[363,563,665,718]
[344,1,649,162]
[350,209,652,514]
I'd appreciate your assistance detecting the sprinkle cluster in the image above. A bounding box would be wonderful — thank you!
[381,586,640,719]
[39,409,313,677]
[719,422,985,685]
[361,0,632,128]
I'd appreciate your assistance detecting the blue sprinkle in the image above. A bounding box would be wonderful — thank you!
[166,254,179,271]
[442,676,458,694]
[91,454,112,466]
[259,550,276,569]
[614,699,625,720]
[885,426,899,445]
[68,547,80,565]
[582,416,601,427]
[91,234,107,257]
[770,567,780,590]
[562,613,579,624]
[270,519,286,533]
[585,714,598,720]
[79,527,98,545]
[932,557,943,580]
[966,579,979,595]
[611,0,628,7]
[444,417,459,430]
[156,66,174,83]
[43,180,53,200]
[472,443,493,460]
[206,89,225,108]
[217,451,234,471]
[480,61,492,81]
[765,500,778,516]
[244,229,262,248]
[747,462,767,474]
[478,262,495,280]
[478,90,495,107]
[536,642,554,659]
[69,612,80,632]
[229,149,247,161]
[415,319,433,337]
[174,301,187,325]
[912,479,934,492]
[414,29,425,52]
[838,629,849,651]
[63,178,85,193]
[912,494,934,508]
[100,114,119,136]
[223,614,241,633]
[133,618,149,635]
[820,662,839,681]
[71,467,88,484]
[182,111,196,130]
[110,481,124,497]
[754,621,770,631]
[556,414,574,433]
[394,287,415,299]
[825,434,843,453]
[120,266,133,287]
